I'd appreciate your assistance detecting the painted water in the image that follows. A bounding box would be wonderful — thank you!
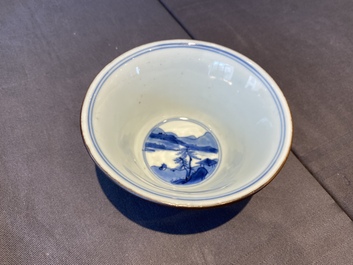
[143,119,220,185]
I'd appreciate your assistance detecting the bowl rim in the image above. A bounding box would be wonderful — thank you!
[80,39,293,208]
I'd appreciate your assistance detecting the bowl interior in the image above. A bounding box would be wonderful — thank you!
[82,40,292,207]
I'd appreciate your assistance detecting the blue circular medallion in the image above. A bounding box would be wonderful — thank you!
[143,118,221,185]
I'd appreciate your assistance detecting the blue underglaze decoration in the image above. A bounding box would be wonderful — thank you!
[144,126,219,185]
[87,41,288,201]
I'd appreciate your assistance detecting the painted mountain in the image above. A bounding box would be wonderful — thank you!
[144,128,219,185]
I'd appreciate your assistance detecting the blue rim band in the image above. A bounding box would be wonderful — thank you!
[87,42,286,201]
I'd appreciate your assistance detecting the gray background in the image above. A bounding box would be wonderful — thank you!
[1,1,353,264]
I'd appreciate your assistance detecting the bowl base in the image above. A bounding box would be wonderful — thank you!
[142,118,220,185]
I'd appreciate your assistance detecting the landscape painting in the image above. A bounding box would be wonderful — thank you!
[143,121,220,185]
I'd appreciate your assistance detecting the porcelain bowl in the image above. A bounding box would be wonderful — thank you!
[81,40,292,207]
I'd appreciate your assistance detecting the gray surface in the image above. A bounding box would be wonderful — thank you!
[1,0,353,264]
[162,0,353,218]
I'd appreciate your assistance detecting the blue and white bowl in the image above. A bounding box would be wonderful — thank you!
[81,40,292,207]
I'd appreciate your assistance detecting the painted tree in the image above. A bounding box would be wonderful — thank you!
[174,147,201,182]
